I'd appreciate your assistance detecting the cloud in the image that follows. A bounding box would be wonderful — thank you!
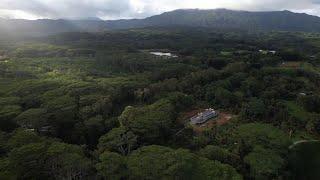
[1,0,320,20]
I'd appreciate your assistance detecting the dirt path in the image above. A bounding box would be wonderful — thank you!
[289,140,320,149]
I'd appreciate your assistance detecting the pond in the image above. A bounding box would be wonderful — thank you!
[150,52,178,58]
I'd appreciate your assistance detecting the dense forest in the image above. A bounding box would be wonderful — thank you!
[0,27,320,179]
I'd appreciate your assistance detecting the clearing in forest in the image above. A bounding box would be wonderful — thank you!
[192,112,234,133]
[178,109,234,133]
[279,61,303,68]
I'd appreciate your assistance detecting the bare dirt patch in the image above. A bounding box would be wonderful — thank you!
[279,61,302,68]
[0,55,9,62]
[192,112,234,133]
[178,109,234,133]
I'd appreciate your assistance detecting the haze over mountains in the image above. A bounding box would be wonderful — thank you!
[1,9,320,37]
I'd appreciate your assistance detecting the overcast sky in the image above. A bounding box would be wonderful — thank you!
[0,0,320,20]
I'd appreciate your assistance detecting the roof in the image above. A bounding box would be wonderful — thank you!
[190,108,218,125]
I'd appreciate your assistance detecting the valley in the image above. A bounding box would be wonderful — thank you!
[0,9,320,180]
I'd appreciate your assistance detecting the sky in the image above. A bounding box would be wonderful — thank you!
[0,0,320,20]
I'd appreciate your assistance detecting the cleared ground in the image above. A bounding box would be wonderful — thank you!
[178,109,234,133]
[279,61,303,68]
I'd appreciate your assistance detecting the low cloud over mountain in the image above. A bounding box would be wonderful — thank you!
[1,0,320,20]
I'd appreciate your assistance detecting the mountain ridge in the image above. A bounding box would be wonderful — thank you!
[1,9,320,37]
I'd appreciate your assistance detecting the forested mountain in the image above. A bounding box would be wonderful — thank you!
[2,9,320,37]
[108,9,320,31]
[1,4,320,179]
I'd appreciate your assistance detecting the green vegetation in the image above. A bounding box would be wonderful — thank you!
[0,28,319,179]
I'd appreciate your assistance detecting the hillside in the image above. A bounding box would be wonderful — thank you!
[2,9,320,37]
[107,9,320,31]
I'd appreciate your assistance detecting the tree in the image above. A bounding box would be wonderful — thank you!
[241,98,266,121]
[9,143,48,179]
[98,127,137,155]
[166,92,195,112]
[92,96,112,118]
[213,87,237,108]
[199,145,241,168]
[244,146,285,179]
[241,77,264,97]
[127,145,242,180]
[46,142,94,180]
[306,118,320,135]
[278,50,303,61]
[235,123,291,155]
[96,151,127,180]
[119,100,176,144]
[297,95,320,113]
[7,129,43,149]
[14,108,48,130]
[0,157,16,179]
[84,115,106,147]
[205,58,228,70]
[0,105,21,131]
[134,88,151,103]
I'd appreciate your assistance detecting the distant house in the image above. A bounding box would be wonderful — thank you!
[298,91,313,96]
[0,55,8,61]
[190,108,218,125]
[269,50,277,54]
[259,50,276,55]
[310,55,317,59]
[150,52,178,58]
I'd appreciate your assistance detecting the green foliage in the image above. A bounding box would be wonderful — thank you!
[285,101,311,127]
[235,123,291,154]
[0,157,16,179]
[285,101,303,118]
[0,131,8,155]
[0,105,21,119]
[83,115,107,146]
[127,145,242,180]
[1,26,320,179]
[14,108,48,129]
[241,98,266,121]
[0,105,21,131]
[244,146,285,179]
[7,130,43,149]
[278,50,303,61]
[241,77,264,97]
[199,145,241,167]
[119,99,176,143]
[212,87,237,108]
[46,142,94,179]
[0,97,20,106]
[96,151,127,180]
[45,95,76,112]
[297,94,320,113]
[9,143,48,179]
[98,127,137,155]
[205,57,229,69]
[166,92,195,112]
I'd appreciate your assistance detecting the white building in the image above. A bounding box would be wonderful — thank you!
[190,108,218,125]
